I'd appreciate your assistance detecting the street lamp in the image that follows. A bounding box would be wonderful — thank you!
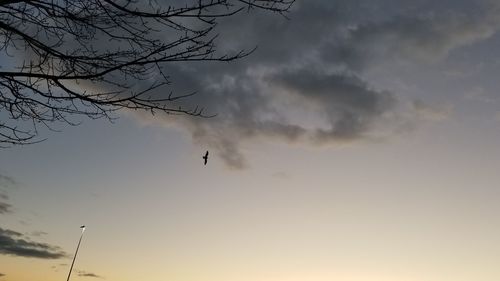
[66,225,86,281]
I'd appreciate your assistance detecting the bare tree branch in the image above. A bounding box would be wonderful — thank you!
[0,0,295,145]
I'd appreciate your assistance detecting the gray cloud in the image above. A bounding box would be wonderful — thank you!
[125,0,500,168]
[270,68,395,143]
[152,63,396,168]
[0,201,11,214]
[51,263,68,272]
[327,9,500,66]
[0,227,66,259]
[77,270,104,279]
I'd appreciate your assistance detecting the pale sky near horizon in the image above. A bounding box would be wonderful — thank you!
[2,1,500,281]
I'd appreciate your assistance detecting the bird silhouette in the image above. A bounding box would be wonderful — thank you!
[202,151,209,165]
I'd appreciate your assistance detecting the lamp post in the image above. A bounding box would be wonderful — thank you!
[66,225,86,281]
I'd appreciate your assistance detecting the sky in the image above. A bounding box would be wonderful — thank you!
[2,0,500,281]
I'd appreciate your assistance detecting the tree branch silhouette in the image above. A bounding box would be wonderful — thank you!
[0,0,294,145]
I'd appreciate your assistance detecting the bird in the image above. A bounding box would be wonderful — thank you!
[202,151,209,165]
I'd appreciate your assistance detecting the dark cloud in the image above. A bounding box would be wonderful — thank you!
[271,69,395,143]
[156,64,395,168]
[0,201,11,214]
[0,227,66,259]
[0,273,5,277]
[327,8,500,66]
[126,0,500,168]
[77,270,104,279]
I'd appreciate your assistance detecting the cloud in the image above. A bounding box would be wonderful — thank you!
[51,263,68,272]
[76,270,104,279]
[329,9,500,66]
[270,68,395,142]
[0,201,11,214]
[113,0,500,168]
[148,63,396,168]
[0,227,66,259]
[0,273,5,277]
[0,180,12,215]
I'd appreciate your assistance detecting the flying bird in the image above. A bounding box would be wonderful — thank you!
[202,151,209,165]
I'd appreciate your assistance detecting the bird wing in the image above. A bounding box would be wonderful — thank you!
[203,151,209,165]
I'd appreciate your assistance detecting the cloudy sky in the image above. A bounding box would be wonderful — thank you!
[2,0,500,281]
